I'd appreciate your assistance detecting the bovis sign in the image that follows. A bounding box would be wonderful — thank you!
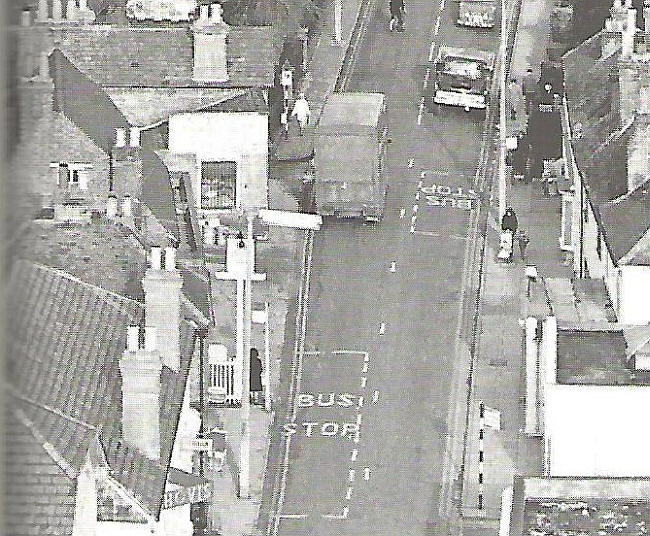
[163,481,212,510]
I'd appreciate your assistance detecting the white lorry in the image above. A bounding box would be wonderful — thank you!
[457,0,496,28]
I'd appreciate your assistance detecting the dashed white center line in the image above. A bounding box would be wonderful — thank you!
[418,179,424,188]
[351,449,358,461]
[364,468,371,480]
[415,191,421,201]
[413,204,419,213]
[349,469,356,482]
[346,487,353,500]
[390,261,396,272]
[410,225,416,234]
[379,322,386,335]
[356,413,362,426]
[362,361,369,373]
[372,390,380,403]
[434,16,441,35]
[417,97,425,125]
[358,395,364,407]
[342,506,349,518]
[399,208,406,218]
[408,158,414,168]
[361,376,367,388]
[411,214,417,224]
[428,41,436,62]
[364,353,369,362]
[423,67,430,90]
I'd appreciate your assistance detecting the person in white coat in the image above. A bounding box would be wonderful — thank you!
[292,94,311,136]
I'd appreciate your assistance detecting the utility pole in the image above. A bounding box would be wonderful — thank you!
[239,214,253,498]
[498,0,507,222]
[333,0,342,45]
[264,301,271,412]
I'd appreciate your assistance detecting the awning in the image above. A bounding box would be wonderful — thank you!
[164,468,212,509]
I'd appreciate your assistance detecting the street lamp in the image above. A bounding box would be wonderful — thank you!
[498,0,507,222]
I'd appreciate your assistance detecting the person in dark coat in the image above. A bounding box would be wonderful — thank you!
[250,348,263,404]
[512,131,529,179]
[501,207,518,234]
[389,0,405,31]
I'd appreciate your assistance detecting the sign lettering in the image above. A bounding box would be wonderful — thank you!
[283,421,360,438]
[297,393,358,408]
[163,481,212,510]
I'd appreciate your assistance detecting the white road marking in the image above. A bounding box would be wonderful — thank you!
[362,361,369,372]
[441,0,446,9]
[423,67,430,90]
[372,390,380,403]
[364,468,371,480]
[417,97,425,125]
[364,353,369,362]
[343,506,349,518]
[418,182,424,190]
[379,322,386,335]
[332,350,369,360]
[434,16,441,35]
[421,171,427,178]
[428,41,436,62]
[399,208,406,218]
[415,191,421,201]
[351,449,358,461]
[346,487,353,500]
[361,376,367,388]
[358,395,364,407]
[279,514,308,519]
[413,204,419,213]
[356,413,362,426]
[411,215,417,225]
[410,225,416,233]
[349,469,356,482]
[413,230,469,240]
[390,261,396,272]
[408,158,414,168]
[303,351,321,356]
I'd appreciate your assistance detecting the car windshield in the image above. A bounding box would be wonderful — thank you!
[441,58,483,80]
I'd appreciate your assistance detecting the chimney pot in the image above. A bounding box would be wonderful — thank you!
[200,4,209,20]
[144,327,157,351]
[129,127,140,148]
[151,246,162,270]
[115,127,126,148]
[164,247,177,271]
[52,0,63,20]
[66,0,78,20]
[107,195,118,220]
[21,10,32,26]
[127,326,140,351]
[210,3,224,23]
[80,0,87,9]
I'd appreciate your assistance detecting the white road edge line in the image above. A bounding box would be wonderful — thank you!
[390,261,396,272]
[434,15,441,35]
[399,208,406,218]
[364,468,371,480]
[356,413,362,425]
[413,204,419,213]
[379,322,386,335]
[364,353,370,362]
[346,487,353,500]
[358,395,364,407]
[410,225,416,234]
[428,41,436,62]
[414,230,469,240]
[303,350,321,356]
[372,390,380,403]
[361,376,367,388]
[415,191,421,201]
[408,158,414,168]
[362,361,369,373]
[349,469,356,482]
[417,97,425,125]
[279,514,308,519]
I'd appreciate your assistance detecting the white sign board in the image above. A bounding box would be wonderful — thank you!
[252,309,268,324]
[259,209,322,231]
[484,406,501,430]
[182,438,213,452]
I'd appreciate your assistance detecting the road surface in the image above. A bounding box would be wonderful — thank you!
[270,0,501,534]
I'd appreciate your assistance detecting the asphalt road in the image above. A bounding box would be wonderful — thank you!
[272,0,500,534]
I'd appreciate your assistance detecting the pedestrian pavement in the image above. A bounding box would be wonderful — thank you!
[460,0,569,524]
[273,0,367,161]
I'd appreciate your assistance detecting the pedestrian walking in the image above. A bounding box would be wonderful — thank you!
[389,0,405,31]
[512,131,529,180]
[280,106,289,139]
[292,93,311,136]
[501,206,518,234]
[250,348,263,404]
[281,60,294,103]
[516,229,530,260]
[522,67,536,114]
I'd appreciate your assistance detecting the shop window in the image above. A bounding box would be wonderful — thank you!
[201,161,237,210]
[50,162,90,190]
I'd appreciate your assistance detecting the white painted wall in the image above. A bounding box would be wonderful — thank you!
[168,112,268,211]
[545,383,650,477]
[619,265,650,324]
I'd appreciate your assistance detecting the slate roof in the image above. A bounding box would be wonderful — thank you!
[5,260,200,531]
[52,25,275,88]
[141,147,181,241]
[599,179,650,263]
[563,30,624,197]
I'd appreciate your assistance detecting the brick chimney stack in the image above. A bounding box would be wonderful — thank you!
[192,3,230,82]
[143,247,183,371]
[119,326,162,460]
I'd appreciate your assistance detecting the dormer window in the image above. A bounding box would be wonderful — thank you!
[50,162,91,190]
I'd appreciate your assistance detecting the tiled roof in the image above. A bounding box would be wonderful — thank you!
[4,406,77,536]
[563,30,623,195]
[51,49,131,154]
[205,88,269,113]
[599,178,650,263]
[141,147,180,242]
[6,260,199,523]
[53,25,275,88]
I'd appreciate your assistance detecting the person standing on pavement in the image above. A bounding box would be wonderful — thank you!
[250,348,263,404]
[501,207,518,235]
[281,60,294,104]
[516,229,530,260]
[389,0,405,31]
[522,67,536,114]
[292,93,311,136]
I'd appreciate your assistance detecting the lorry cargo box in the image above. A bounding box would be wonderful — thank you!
[314,93,388,221]
[457,0,496,28]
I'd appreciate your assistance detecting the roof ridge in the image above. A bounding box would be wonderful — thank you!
[7,385,99,433]
[11,405,79,480]
[13,259,143,309]
[562,29,605,61]
[607,176,650,205]
[587,115,634,165]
